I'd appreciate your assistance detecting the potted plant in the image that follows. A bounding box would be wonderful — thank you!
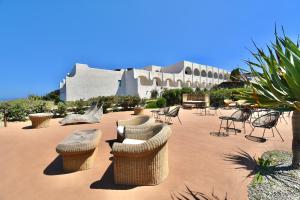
[246,31,300,168]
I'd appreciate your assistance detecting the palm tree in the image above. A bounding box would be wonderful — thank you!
[245,31,300,168]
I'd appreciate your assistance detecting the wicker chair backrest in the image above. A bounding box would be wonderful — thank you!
[252,111,280,128]
[231,108,252,122]
[167,106,180,117]
[160,107,170,114]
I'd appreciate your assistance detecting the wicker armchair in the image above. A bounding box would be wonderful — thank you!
[111,124,172,185]
[116,115,155,141]
[248,111,284,141]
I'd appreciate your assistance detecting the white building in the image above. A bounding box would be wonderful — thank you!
[60,61,230,101]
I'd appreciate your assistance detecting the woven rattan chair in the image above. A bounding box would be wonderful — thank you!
[218,108,252,134]
[111,123,172,185]
[165,106,181,124]
[116,115,155,141]
[248,111,283,141]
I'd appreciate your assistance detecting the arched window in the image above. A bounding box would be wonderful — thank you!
[185,67,192,75]
[194,68,200,76]
[214,72,218,79]
[201,70,207,77]
[219,74,223,79]
[208,71,213,78]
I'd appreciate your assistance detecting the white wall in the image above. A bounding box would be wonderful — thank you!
[62,64,124,101]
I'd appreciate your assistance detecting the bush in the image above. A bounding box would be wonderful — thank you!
[145,100,158,109]
[209,87,252,105]
[42,90,61,104]
[6,103,28,121]
[73,99,86,114]
[0,98,54,121]
[156,97,166,108]
[162,89,182,106]
[181,87,193,94]
[55,102,67,117]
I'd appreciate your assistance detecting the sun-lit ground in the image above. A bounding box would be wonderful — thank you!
[0,108,293,200]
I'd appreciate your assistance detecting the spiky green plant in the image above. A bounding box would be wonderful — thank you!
[245,30,300,168]
[252,157,272,185]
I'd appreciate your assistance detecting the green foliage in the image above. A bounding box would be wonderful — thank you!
[245,31,300,110]
[6,103,28,121]
[55,102,67,117]
[252,157,272,186]
[42,90,61,104]
[0,98,54,121]
[230,68,241,81]
[86,95,141,113]
[150,89,159,99]
[145,100,158,109]
[162,89,182,106]
[73,99,86,114]
[181,87,193,94]
[209,88,252,105]
[156,97,166,108]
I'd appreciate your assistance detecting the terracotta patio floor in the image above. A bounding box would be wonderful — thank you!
[0,109,293,200]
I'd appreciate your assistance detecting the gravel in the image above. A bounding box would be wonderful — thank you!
[248,150,300,200]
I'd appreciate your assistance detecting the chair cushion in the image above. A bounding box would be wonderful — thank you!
[117,126,125,137]
[122,138,146,144]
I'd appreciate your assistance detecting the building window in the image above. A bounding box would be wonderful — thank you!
[185,67,192,75]
[214,72,218,79]
[194,69,200,76]
[118,80,122,87]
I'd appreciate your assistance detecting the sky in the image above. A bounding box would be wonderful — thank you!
[0,0,300,99]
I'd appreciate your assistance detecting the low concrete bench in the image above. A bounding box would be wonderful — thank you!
[56,129,102,172]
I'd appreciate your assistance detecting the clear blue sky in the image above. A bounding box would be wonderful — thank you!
[1,0,300,99]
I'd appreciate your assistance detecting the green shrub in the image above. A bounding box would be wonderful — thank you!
[74,99,86,114]
[56,102,67,117]
[29,100,52,113]
[181,87,193,94]
[162,89,182,106]
[145,101,158,109]
[42,90,61,104]
[6,103,28,121]
[156,97,166,108]
[209,87,252,106]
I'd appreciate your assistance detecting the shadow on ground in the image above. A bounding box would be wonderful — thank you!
[22,125,33,129]
[43,155,72,176]
[90,163,137,190]
[223,149,295,185]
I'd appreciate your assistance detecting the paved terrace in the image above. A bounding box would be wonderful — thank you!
[0,109,292,200]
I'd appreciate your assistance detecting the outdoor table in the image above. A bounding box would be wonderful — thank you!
[183,100,207,114]
[150,110,160,120]
[56,129,102,172]
[29,113,53,128]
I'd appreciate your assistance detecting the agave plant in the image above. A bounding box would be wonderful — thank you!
[245,30,300,168]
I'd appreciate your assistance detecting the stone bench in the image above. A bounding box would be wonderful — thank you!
[56,129,102,172]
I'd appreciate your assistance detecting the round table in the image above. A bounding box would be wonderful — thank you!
[29,113,53,128]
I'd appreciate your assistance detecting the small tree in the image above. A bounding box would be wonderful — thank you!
[246,31,300,168]
[229,68,241,81]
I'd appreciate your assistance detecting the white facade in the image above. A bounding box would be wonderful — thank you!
[60,61,230,101]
